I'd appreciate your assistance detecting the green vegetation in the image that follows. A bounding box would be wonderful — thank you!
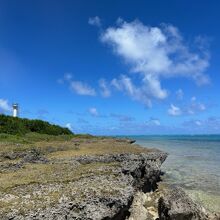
[0,114,72,135]
[0,130,151,216]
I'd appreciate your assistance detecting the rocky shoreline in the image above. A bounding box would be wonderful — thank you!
[0,137,219,219]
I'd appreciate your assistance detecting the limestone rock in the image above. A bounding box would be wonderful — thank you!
[158,187,211,220]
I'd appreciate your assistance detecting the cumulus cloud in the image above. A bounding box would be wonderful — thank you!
[168,104,182,116]
[89,107,98,116]
[187,96,206,114]
[70,81,96,96]
[168,97,206,116]
[58,73,96,96]
[66,123,73,131]
[111,74,167,107]
[176,89,184,100]
[100,19,210,106]
[0,99,11,112]
[99,78,111,97]
[88,16,101,27]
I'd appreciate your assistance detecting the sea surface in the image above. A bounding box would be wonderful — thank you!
[128,135,220,212]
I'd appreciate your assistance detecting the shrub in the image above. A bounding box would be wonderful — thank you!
[0,114,73,135]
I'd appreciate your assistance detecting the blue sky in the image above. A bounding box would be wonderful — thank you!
[0,0,220,135]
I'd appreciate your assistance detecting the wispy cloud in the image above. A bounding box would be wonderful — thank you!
[182,117,220,133]
[176,89,184,100]
[168,104,182,116]
[88,16,101,27]
[99,78,111,97]
[70,81,96,96]
[168,97,206,116]
[0,99,11,113]
[187,96,206,114]
[145,117,161,126]
[88,107,98,116]
[111,74,167,107]
[58,73,96,96]
[100,19,210,106]
[110,113,134,122]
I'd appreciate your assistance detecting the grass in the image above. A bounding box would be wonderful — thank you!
[0,162,119,191]
[0,132,153,216]
[0,132,151,158]
[0,161,121,215]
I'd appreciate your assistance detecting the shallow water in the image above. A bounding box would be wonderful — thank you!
[130,135,220,212]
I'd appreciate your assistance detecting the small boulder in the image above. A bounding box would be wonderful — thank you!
[158,187,210,220]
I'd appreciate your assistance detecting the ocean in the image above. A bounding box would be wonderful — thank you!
[129,135,220,212]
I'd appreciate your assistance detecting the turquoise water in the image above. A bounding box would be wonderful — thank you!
[130,135,220,212]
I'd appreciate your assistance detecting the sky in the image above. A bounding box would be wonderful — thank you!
[0,0,220,135]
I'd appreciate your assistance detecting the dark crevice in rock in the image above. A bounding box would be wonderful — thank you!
[102,156,166,220]
[103,198,133,220]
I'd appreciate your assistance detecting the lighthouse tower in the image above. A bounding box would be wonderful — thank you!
[12,104,19,117]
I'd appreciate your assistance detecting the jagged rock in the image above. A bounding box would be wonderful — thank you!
[114,138,136,144]
[1,152,167,219]
[3,148,218,220]
[158,187,211,220]
[1,151,26,160]
[21,148,48,164]
[128,192,151,220]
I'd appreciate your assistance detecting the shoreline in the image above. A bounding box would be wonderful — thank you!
[134,135,220,213]
[0,135,219,219]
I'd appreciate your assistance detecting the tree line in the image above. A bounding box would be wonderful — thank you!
[0,114,72,135]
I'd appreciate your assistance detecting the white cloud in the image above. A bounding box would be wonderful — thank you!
[89,107,98,116]
[70,81,96,96]
[100,19,210,106]
[168,104,182,116]
[169,97,206,116]
[58,74,96,96]
[187,97,206,114]
[0,99,11,112]
[66,123,73,130]
[99,78,111,97]
[182,117,220,133]
[195,120,202,126]
[176,89,184,100]
[111,74,167,107]
[146,117,161,126]
[88,16,101,27]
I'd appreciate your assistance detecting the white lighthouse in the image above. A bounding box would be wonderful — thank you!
[12,104,19,117]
